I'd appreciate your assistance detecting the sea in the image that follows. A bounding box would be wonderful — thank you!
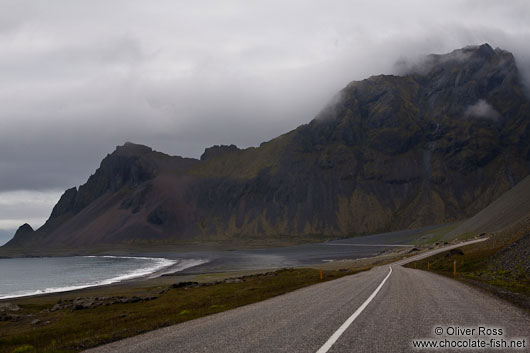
[0,225,439,300]
[0,256,203,299]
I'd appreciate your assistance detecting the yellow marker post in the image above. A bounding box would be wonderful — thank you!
[427,262,430,271]
[453,260,456,276]
[320,269,323,280]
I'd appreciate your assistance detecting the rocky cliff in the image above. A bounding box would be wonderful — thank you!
[5,44,530,249]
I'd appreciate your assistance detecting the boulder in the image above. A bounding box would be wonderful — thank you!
[0,302,21,312]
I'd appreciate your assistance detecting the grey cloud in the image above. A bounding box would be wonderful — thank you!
[0,229,14,246]
[465,99,501,120]
[1,0,530,197]
[0,190,61,237]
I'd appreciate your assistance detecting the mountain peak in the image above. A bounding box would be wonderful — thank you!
[16,223,34,234]
[433,43,495,60]
[463,43,495,57]
[450,43,514,65]
[114,142,153,156]
[4,223,35,247]
[396,43,517,80]
[200,144,241,161]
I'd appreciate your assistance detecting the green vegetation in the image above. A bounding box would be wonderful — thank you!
[11,346,35,353]
[0,268,363,353]
[188,133,293,180]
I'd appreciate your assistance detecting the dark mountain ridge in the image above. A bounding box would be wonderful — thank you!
[5,44,530,250]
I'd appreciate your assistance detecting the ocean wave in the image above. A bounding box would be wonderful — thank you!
[0,256,208,299]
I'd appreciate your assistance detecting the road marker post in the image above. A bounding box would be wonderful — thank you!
[320,269,323,280]
[427,262,430,271]
[453,260,456,276]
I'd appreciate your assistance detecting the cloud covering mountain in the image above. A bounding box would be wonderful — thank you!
[5,44,530,251]
[1,0,530,233]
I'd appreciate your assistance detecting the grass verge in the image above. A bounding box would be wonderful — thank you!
[0,267,366,353]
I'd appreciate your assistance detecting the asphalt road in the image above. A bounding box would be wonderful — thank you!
[86,239,530,353]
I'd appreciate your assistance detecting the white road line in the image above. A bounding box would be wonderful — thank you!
[315,266,393,353]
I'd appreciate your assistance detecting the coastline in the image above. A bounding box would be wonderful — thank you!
[0,256,208,301]
[0,244,399,302]
[0,243,461,353]
[0,225,442,301]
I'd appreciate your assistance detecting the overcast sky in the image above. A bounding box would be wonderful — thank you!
[1,0,530,244]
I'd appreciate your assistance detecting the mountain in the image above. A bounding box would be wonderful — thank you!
[445,174,530,239]
[4,44,530,251]
[6,224,34,247]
